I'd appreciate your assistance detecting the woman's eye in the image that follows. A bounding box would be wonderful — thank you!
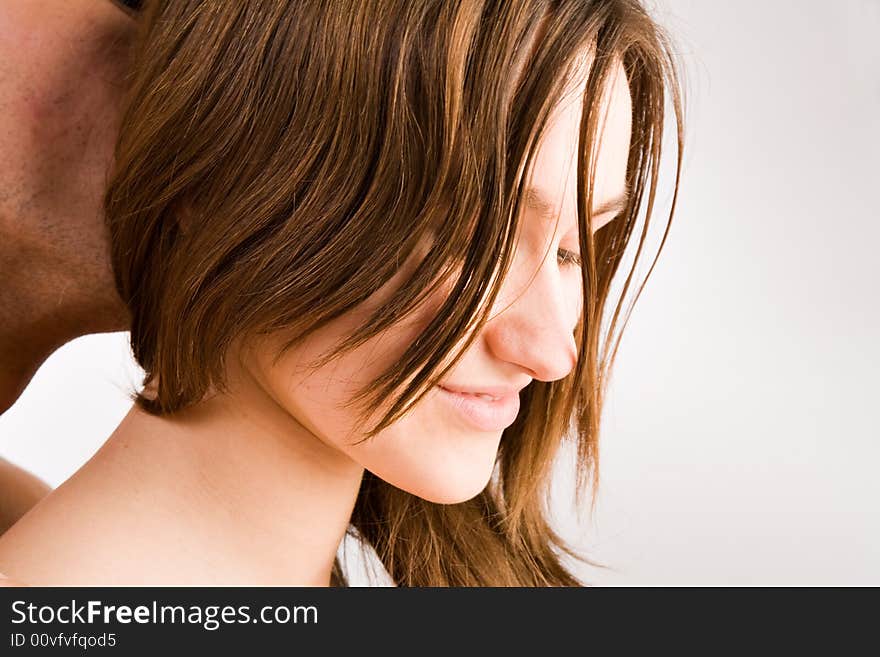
[557,248,583,268]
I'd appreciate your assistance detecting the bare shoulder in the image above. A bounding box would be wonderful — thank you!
[0,573,27,587]
[0,457,50,536]
[0,463,111,586]
[0,444,201,586]
[0,458,48,586]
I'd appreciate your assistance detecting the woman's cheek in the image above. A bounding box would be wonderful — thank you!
[258,268,453,446]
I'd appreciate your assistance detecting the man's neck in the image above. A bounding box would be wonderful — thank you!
[0,0,135,413]
[0,243,126,414]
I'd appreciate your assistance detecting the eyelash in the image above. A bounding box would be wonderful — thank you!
[557,248,583,268]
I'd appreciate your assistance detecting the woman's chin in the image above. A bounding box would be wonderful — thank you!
[412,481,492,505]
[375,459,497,506]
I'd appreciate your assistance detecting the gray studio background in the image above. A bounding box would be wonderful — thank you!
[1,0,877,584]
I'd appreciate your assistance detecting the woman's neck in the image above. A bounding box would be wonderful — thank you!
[125,384,365,584]
[0,363,365,585]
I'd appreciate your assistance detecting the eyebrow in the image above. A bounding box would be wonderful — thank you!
[523,186,630,223]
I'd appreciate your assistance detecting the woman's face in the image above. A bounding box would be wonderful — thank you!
[244,60,632,504]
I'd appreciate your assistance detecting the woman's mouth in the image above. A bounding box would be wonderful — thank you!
[435,385,521,432]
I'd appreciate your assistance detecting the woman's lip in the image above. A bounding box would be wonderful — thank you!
[436,385,521,432]
[438,383,524,397]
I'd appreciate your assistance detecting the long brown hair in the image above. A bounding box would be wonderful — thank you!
[105,0,683,586]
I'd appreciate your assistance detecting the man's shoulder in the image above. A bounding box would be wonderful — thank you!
[0,457,50,536]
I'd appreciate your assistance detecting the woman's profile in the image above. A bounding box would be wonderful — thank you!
[0,0,682,586]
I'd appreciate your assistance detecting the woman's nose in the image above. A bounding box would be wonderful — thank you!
[481,257,579,383]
